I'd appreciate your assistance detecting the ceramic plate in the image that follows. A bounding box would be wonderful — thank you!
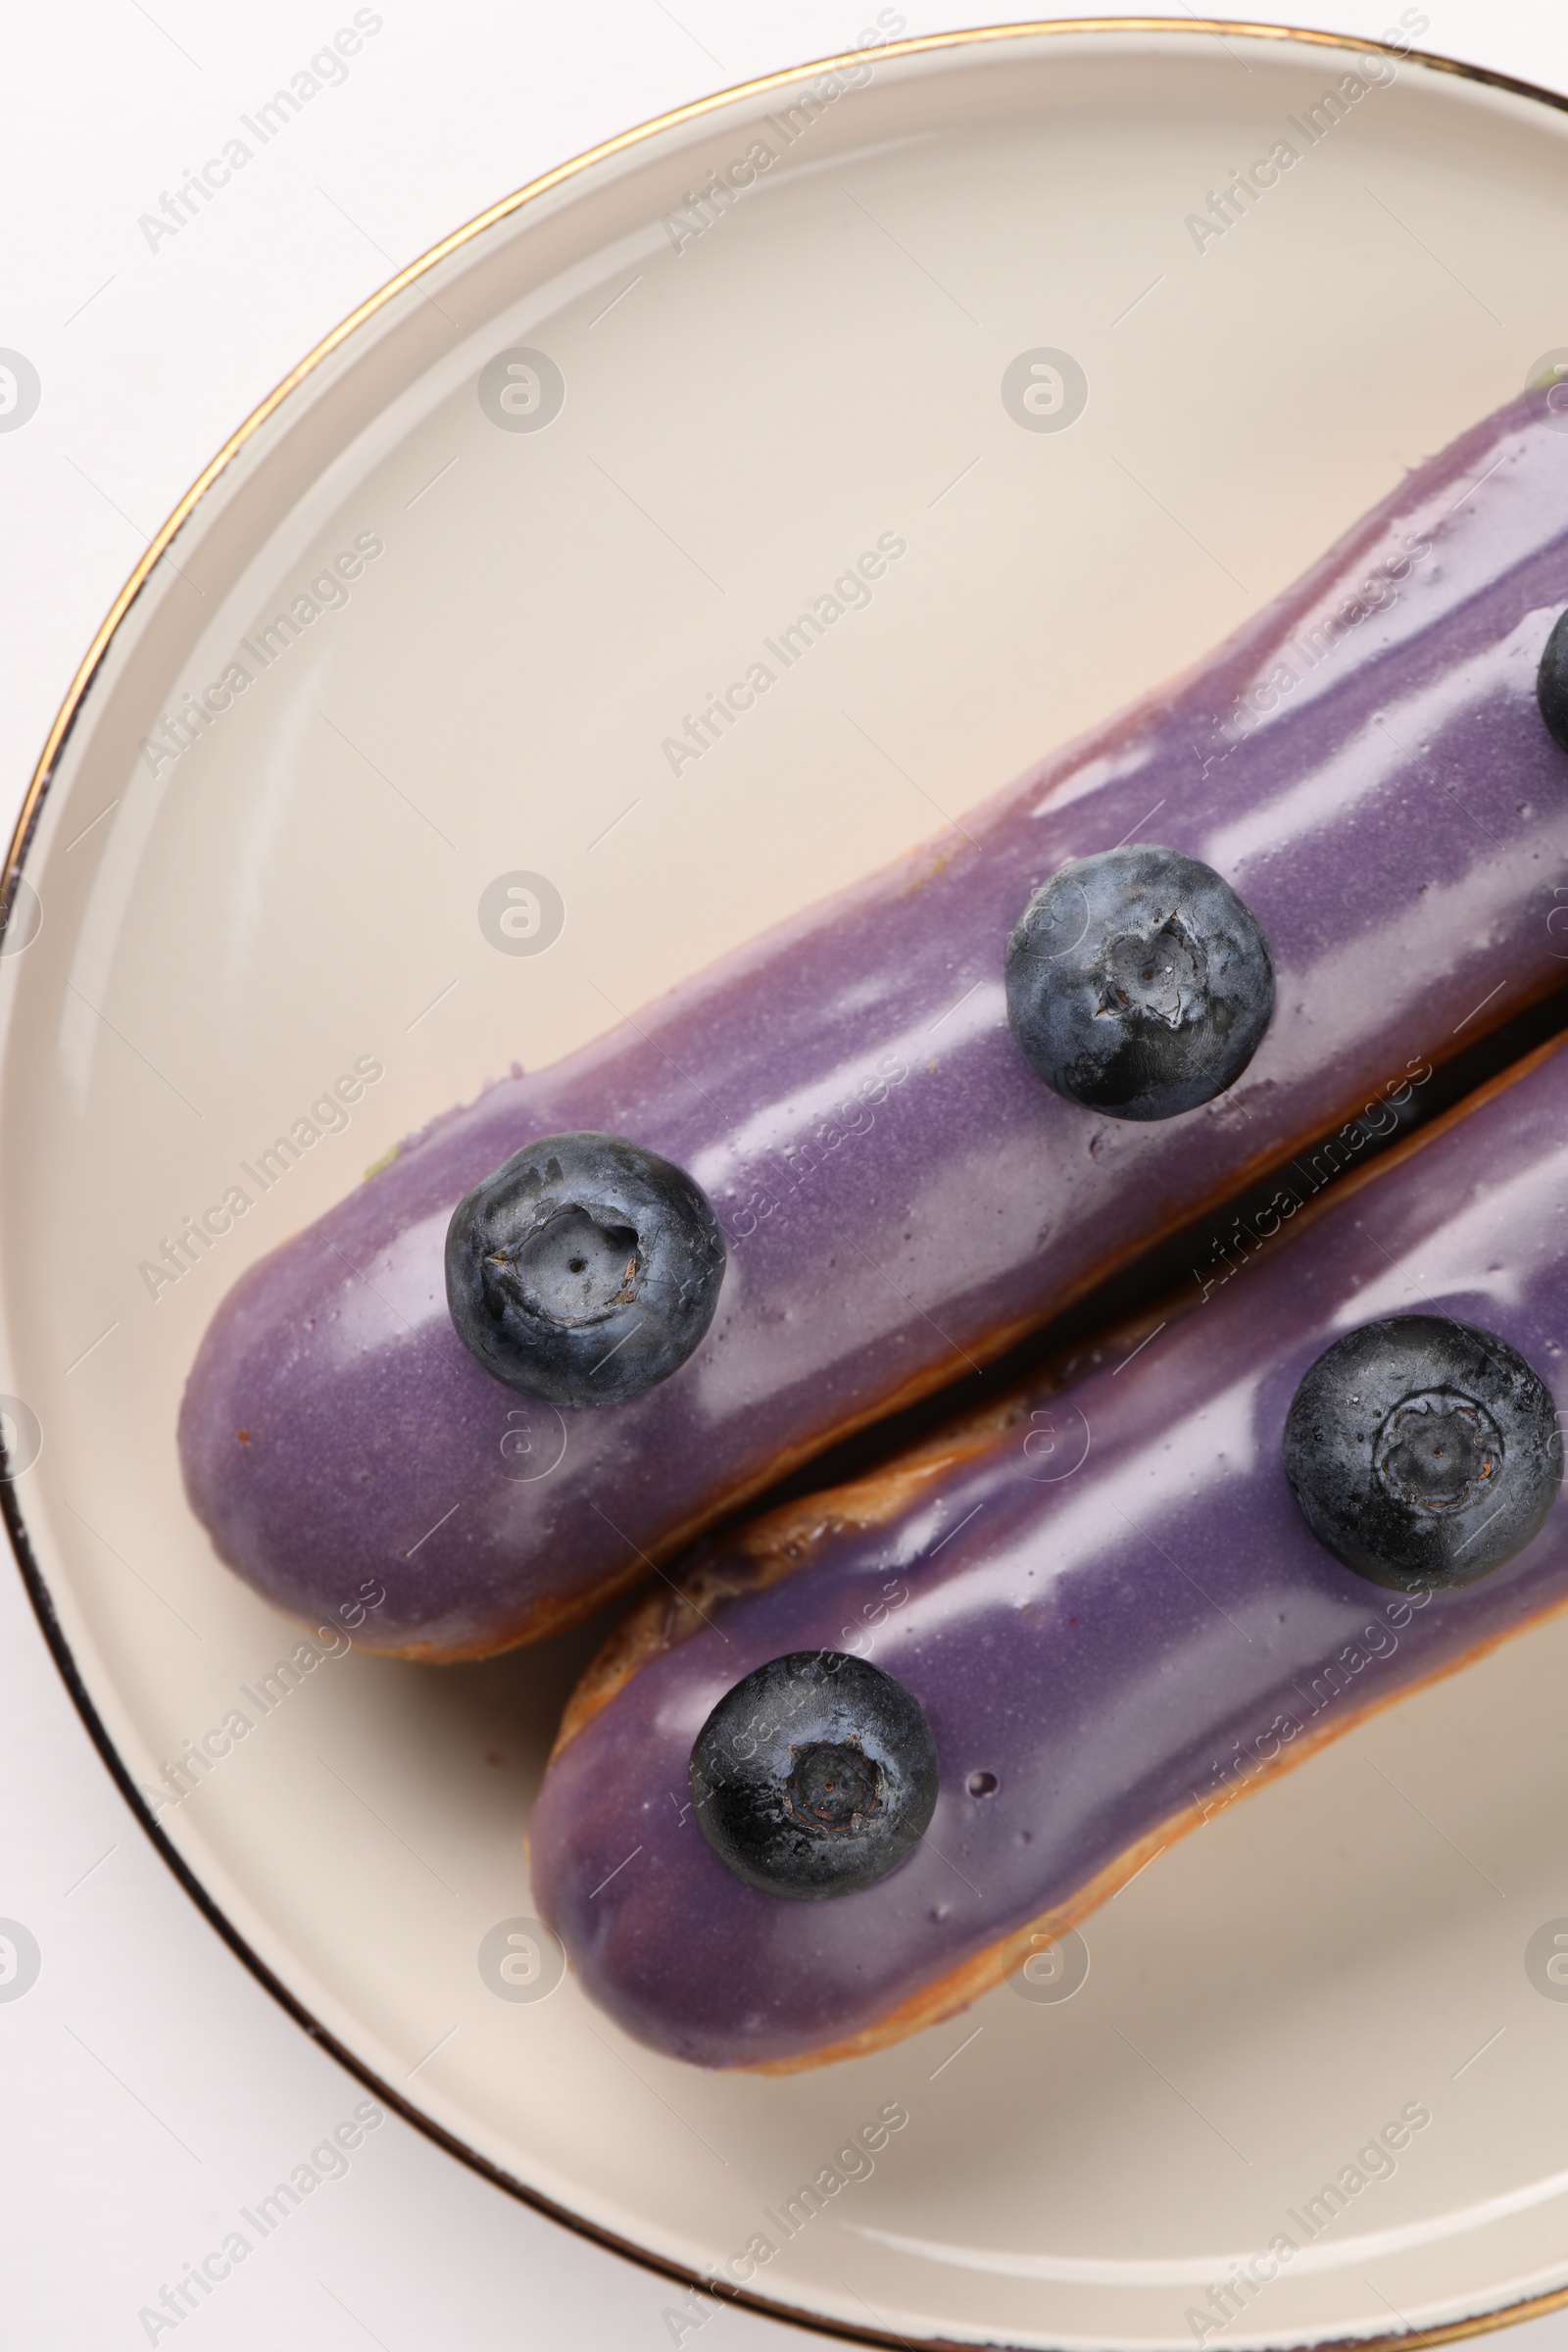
[8,21,1568,2348]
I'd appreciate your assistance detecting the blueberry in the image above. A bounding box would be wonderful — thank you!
[1283,1315,1561,1591]
[445,1131,724,1406]
[1005,845,1274,1120]
[1537,608,1568,753]
[690,1651,939,1900]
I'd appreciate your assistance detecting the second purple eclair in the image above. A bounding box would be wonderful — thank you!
[531,1038,1568,2070]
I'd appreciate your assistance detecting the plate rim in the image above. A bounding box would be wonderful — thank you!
[6,20,1568,2350]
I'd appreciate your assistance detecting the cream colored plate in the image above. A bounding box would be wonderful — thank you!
[7,23,1568,2348]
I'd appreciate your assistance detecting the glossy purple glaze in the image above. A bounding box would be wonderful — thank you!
[179,393,1568,1656]
[530,1042,1568,2070]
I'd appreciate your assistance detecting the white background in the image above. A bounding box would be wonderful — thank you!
[6,5,1568,2346]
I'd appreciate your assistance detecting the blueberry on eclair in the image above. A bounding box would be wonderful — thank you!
[690,1652,938,1899]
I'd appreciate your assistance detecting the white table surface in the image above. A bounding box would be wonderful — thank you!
[6,5,1568,2345]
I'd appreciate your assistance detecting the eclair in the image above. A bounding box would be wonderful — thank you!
[179,391,1568,1658]
[530,1038,1568,2069]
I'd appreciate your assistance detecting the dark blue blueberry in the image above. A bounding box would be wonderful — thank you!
[1537,607,1568,753]
[690,1651,938,1900]
[1283,1314,1561,1591]
[445,1131,724,1406]
[1005,845,1274,1120]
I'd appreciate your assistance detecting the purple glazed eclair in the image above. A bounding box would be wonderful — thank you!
[529,1039,1568,2071]
[179,390,1568,1659]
